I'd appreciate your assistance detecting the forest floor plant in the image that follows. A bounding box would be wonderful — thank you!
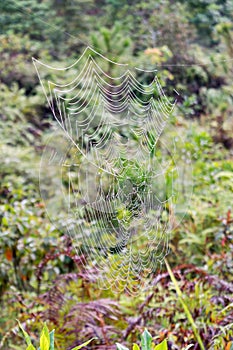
[17,321,97,350]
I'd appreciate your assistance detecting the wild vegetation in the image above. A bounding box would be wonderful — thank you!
[0,0,233,349]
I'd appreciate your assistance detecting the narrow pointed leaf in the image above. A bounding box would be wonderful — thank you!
[154,339,168,350]
[133,344,140,350]
[26,345,36,350]
[49,330,55,350]
[71,337,97,349]
[165,259,205,350]
[17,320,31,346]
[116,343,129,350]
[141,329,152,350]
[40,324,50,350]
[183,345,194,350]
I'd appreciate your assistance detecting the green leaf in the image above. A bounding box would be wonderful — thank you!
[133,344,140,350]
[215,171,233,179]
[165,259,205,350]
[116,343,129,350]
[2,216,8,226]
[10,345,27,350]
[154,340,168,350]
[40,324,50,350]
[183,345,194,350]
[17,320,31,346]
[26,345,36,350]
[49,330,55,350]
[141,329,152,350]
[71,337,97,350]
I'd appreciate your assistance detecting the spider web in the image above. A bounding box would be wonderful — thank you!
[34,47,192,294]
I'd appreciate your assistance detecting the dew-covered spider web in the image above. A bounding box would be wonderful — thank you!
[34,47,192,294]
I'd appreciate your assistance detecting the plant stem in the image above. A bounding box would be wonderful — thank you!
[164,258,205,350]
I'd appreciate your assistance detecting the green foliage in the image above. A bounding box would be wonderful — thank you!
[165,259,205,350]
[17,321,97,350]
[180,0,233,46]
[116,329,167,350]
[0,83,45,146]
[0,34,46,89]
[0,0,54,40]
[91,23,132,65]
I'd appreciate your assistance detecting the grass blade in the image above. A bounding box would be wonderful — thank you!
[164,259,205,350]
